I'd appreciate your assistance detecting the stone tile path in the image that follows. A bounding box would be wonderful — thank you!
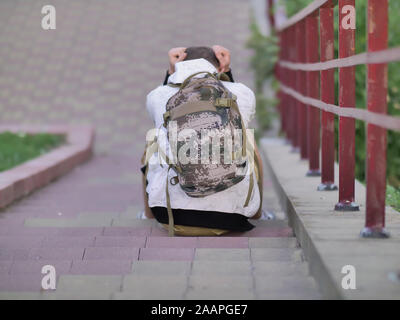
[0,0,321,299]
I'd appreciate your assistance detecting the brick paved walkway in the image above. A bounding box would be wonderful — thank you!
[0,0,321,299]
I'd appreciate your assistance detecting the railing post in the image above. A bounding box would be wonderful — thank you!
[361,0,389,238]
[285,29,294,145]
[305,12,321,176]
[296,21,306,157]
[297,20,308,160]
[289,26,299,151]
[282,30,289,140]
[335,0,359,211]
[278,33,285,136]
[318,1,337,191]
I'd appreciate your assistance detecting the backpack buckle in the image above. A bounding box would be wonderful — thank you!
[170,176,179,186]
[215,98,235,107]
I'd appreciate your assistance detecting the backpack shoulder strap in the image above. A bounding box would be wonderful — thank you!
[180,71,218,89]
[167,83,181,88]
[166,165,175,236]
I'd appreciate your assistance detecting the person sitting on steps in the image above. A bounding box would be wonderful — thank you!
[141,45,264,236]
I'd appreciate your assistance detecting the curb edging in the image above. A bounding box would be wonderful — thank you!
[260,137,343,299]
[0,125,95,209]
[260,137,400,300]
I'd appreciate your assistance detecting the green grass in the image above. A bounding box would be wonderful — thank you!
[387,185,400,212]
[0,132,65,172]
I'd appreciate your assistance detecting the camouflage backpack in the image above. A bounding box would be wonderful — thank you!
[159,71,255,236]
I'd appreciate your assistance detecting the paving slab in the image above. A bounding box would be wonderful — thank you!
[41,236,95,248]
[112,218,155,227]
[94,236,146,247]
[0,236,44,249]
[250,248,295,262]
[78,212,120,220]
[10,260,72,275]
[252,261,309,277]
[83,247,139,260]
[56,227,104,237]
[24,217,113,228]
[41,291,112,300]
[256,289,322,300]
[254,275,318,292]
[191,261,252,276]
[194,249,250,261]
[0,292,42,300]
[146,237,198,248]
[139,248,195,261]
[0,248,30,261]
[0,261,12,274]
[103,227,151,237]
[249,237,298,248]
[0,274,45,291]
[189,275,253,291]
[70,260,132,275]
[57,275,122,292]
[29,247,85,260]
[131,261,192,276]
[197,237,249,248]
[122,275,187,299]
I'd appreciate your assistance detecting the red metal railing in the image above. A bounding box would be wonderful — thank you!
[270,0,400,237]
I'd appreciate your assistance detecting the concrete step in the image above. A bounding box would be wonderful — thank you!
[0,237,300,268]
[14,272,317,300]
[13,218,294,238]
[12,273,317,300]
[1,247,303,262]
[23,216,290,228]
[0,234,297,247]
[0,228,318,298]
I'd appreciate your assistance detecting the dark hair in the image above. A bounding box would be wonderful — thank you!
[184,46,219,68]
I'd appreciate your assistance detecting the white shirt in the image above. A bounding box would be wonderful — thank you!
[145,59,260,217]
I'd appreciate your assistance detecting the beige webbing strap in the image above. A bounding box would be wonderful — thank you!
[166,165,175,237]
[230,101,247,158]
[215,98,236,107]
[243,140,256,208]
[254,151,263,214]
[143,139,158,179]
[144,140,158,164]
[164,101,217,122]
[244,169,254,208]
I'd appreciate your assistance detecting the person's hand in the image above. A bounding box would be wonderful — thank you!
[168,47,187,74]
[212,45,231,73]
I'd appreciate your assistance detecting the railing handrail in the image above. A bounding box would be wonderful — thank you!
[276,0,330,32]
[280,84,400,131]
[279,47,400,71]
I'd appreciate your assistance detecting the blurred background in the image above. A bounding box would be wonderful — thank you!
[0,0,267,215]
[1,0,398,211]
[0,0,253,156]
